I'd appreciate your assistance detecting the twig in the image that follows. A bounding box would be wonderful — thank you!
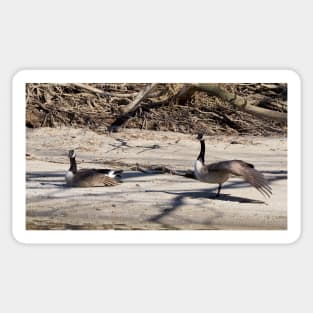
[72,83,106,95]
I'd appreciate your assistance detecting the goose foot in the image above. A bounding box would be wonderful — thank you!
[216,184,222,197]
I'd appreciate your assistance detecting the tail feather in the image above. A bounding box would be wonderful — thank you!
[113,170,123,175]
[95,169,123,177]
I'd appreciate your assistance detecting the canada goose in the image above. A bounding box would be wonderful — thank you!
[65,150,123,187]
[194,133,272,198]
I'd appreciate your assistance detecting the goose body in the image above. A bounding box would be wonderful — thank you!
[65,150,122,187]
[194,159,232,184]
[194,134,272,197]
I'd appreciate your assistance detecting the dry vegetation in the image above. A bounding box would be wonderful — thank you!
[25,83,288,230]
[26,83,287,136]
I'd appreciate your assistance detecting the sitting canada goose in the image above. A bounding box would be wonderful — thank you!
[65,150,123,187]
[194,133,272,198]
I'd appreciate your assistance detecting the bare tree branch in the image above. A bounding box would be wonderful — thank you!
[120,83,157,114]
[193,84,287,122]
[108,83,157,131]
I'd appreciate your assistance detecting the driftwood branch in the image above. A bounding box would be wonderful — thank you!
[194,84,287,122]
[108,83,157,131]
[120,83,157,114]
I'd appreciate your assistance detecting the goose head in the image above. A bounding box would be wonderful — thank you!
[197,132,205,141]
[68,149,76,159]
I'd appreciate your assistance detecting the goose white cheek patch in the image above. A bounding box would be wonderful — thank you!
[13,70,300,244]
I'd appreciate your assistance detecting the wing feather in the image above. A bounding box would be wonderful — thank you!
[72,169,120,187]
[208,160,272,197]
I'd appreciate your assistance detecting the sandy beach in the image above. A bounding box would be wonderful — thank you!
[26,127,287,230]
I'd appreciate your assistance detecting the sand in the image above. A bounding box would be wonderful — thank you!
[26,127,287,230]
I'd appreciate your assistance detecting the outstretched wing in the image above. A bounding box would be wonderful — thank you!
[209,160,272,197]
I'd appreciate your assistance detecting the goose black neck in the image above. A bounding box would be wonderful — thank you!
[69,157,77,174]
[197,139,205,163]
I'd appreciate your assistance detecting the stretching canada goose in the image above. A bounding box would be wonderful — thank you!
[65,150,123,187]
[194,133,272,198]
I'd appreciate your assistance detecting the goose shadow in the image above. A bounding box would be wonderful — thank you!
[146,186,267,225]
[26,171,65,178]
[119,171,169,180]
[262,170,287,175]
[26,170,166,181]
[26,171,66,188]
[147,189,266,204]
